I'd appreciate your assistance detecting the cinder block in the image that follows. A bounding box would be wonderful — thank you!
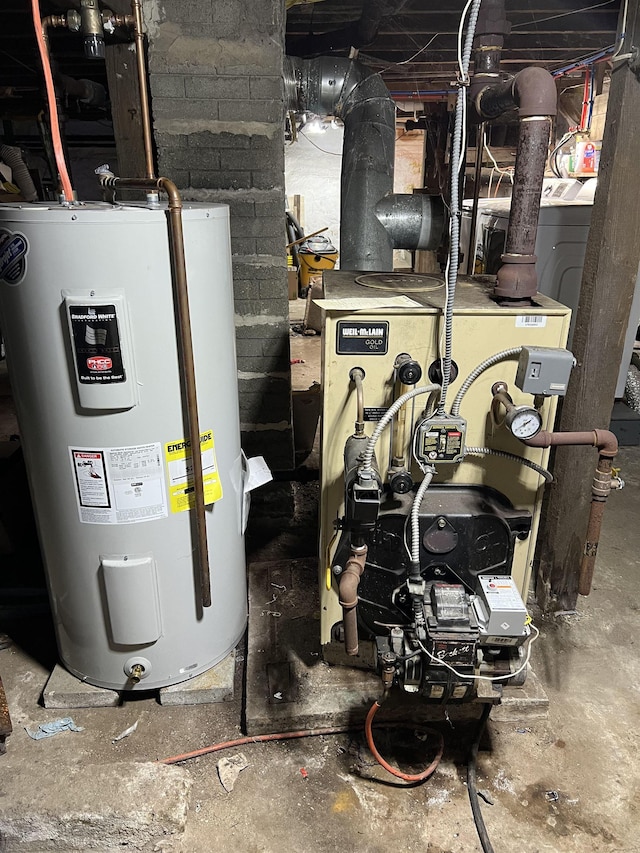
[190,170,251,190]
[152,97,218,120]
[0,762,191,851]
[158,651,236,705]
[234,319,289,340]
[259,274,287,299]
[185,75,250,100]
[250,76,283,100]
[252,170,285,191]
[219,99,282,123]
[236,338,264,358]
[163,0,213,23]
[42,664,120,709]
[189,131,250,149]
[150,74,186,99]
[231,237,257,255]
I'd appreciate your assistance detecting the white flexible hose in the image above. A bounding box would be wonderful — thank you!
[360,384,441,474]
[411,467,436,565]
[450,347,523,417]
[464,446,553,483]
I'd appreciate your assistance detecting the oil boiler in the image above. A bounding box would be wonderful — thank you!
[318,271,574,702]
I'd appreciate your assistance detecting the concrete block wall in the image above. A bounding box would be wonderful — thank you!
[144,0,293,470]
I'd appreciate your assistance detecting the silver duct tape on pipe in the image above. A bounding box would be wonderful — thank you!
[375,194,445,251]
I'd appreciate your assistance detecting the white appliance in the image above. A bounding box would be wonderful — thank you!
[0,202,247,690]
[464,186,639,397]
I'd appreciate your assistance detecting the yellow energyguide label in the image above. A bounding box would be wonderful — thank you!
[165,429,222,513]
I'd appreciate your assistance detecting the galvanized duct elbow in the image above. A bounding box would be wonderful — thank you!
[375,194,444,251]
[285,56,396,270]
[472,67,557,302]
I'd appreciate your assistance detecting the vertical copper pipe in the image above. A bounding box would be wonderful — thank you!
[579,456,613,596]
[131,0,155,179]
[99,174,212,607]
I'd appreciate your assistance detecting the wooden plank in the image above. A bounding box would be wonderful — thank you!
[104,42,147,183]
[536,3,640,612]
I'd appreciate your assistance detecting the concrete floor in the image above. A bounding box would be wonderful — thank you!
[1,318,640,851]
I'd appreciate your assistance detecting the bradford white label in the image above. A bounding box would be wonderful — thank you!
[68,303,126,384]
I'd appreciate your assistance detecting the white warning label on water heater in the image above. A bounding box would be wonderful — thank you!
[70,443,168,525]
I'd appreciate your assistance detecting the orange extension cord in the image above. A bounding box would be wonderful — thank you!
[31,0,74,201]
[159,700,445,784]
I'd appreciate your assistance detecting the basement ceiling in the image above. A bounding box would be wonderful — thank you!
[0,2,622,115]
[286,0,622,95]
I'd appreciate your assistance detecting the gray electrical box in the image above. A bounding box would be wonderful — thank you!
[515,346,575,396]
[473,575,528,643]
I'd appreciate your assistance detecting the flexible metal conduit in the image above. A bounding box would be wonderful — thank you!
[450,347,523,417]
[438,0,482,415]
[359,384,440,474]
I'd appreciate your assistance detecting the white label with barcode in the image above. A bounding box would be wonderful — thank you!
[515,315,546,328]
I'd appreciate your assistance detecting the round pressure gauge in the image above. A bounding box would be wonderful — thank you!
[505,406,543,440]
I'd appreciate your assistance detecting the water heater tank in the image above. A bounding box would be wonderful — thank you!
[0,202,247,690]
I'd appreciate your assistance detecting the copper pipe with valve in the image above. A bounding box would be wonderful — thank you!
[522,429,622,595]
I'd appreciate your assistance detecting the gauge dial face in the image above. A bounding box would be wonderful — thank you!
[507,407,543,439]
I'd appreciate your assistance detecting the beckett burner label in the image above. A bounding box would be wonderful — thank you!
[69,304,126,384]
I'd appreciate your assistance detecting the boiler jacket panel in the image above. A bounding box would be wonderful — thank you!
[319,271,571,645]
[0,203,247,690]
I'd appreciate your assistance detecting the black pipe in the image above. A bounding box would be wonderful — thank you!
[468,704,495,853]
[473,66,557,302]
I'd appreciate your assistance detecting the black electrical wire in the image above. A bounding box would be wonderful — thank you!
[467,703,495,853]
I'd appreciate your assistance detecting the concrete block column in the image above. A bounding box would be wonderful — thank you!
[144,0,293,471]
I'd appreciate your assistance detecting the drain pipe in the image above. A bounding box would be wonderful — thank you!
[285,57,443,270]
[472,67,557,303]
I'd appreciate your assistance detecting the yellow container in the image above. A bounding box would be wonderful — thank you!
[298,236,338,287]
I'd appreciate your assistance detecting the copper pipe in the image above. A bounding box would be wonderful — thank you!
[579,456,613,596]
[99,174,211,607]
[338,544,367,655]
[523,428,618,457]
[131,0,155,179]
[522,429,619,597]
